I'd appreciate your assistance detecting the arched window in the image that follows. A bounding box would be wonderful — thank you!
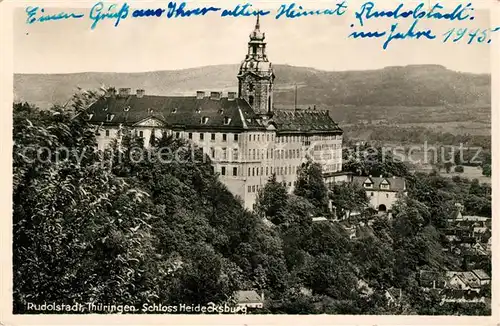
[249,95,254,106]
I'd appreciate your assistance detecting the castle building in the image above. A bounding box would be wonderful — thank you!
[86,16,343,209]
[351,175,407,212]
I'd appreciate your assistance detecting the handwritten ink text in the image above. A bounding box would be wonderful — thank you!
[221,4,270,17]
[26,6,84,24]
[89,2,129,29]
[276,1,347,19]
[355,2,474,27]
[166,2,221,18]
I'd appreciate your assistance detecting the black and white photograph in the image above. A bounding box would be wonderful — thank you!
[5,0,496,319]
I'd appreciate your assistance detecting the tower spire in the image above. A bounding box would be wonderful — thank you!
[255,12,260,30]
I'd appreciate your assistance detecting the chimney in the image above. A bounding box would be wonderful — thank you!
[105,88,117,97]
[196,91,205,99]
[210,91,222,100]
[136,89,145,98]
[118,88,131,97]
[228,91,236,101]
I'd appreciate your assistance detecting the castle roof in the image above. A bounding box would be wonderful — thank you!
[86,93,265,131]
[86,92,343,134]
[272,109,342,134]
[352,176,406,192]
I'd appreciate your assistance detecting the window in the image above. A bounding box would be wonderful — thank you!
[222,147,227,160]
[106,113,114,122]
[371,192,374,197]
[248,167,251,176]
[200,133,204,141]
[252,185,256,192]
[260,167,263,175]
[210,147,215,158]
[224,117,231,125]
[221,167,226,175]
[233,148,238,161]
[176,132,180,138]
[188,132,193,139]
[105,129,110,137]
[211,133,216,141]
[257,134,260,142]
[222,134,227,142]
[233,167,238,176]
[234,134,239,142]
[139,131,144,138]
[248,186,251,192]
[252,168,255,176]
[252,149,256,160]
[256,168,259,176]
[386,194,389,198]
[249,95,254,106]
[201,116,209,124]
[266,167,269,175]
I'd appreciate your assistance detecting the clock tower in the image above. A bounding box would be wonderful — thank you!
[238,14,275,116]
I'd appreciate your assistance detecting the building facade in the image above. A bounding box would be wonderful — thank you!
[86,16,343,209]
[351,176,407,212]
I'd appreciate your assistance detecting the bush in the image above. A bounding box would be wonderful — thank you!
[454,165,464,173]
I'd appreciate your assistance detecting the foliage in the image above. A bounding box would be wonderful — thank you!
[454,165,464,173]
[294,159,328,214]
[13,94,491,315]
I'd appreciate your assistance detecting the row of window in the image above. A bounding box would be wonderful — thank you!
[323,164,342,172]
[276,134,341,143]
[247,165,300,177]
[248,181,295,193]
[247,133,275,142]
[179,132,239,142]
[219,166,238,177]
[370,192,390,198]
[207,147,340,162]
[314,144,341,151]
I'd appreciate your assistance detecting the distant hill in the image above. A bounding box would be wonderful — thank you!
[14,64,490,123]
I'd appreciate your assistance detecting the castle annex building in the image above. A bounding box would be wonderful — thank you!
[87,16,343,209]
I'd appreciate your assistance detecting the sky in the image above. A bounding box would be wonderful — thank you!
[13,2,492,74]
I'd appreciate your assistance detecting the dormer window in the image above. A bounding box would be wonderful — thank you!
[224,117,231,125]
[103,106,108,112]
[363,180,373,188]
[196,107,202,114]
[124,106,130,112]
[219,109,224,115]
[106,113,115,122]
[380,180,390,190]
[148,108,154,114]
[201,116,209,124]
[172,108,177,113]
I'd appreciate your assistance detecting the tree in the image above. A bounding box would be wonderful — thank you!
[254,174,288,220]
[444,162,453,173]
[482,164,491,177]
[329,182,369,220]
[294,159,328,214]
